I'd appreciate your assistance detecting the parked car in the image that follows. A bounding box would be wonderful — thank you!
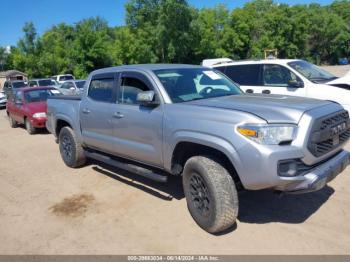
[203,58,350,113]
[339,58,349,65]
[50,74,75,84]
[46,64,350,234]
[0,91,6,108]
[58,80,86,95]
[2,80,28,98]
[7,86,61,134]
[28,78,59,88]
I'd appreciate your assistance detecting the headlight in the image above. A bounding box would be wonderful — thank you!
[237,124,297,145]
[32,112,47,118]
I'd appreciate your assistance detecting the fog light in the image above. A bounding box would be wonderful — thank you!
[278,160,299,177]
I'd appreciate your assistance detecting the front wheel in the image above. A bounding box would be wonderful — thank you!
[25,118,36,135]
[183,156,239,234]
[58,126,86,168]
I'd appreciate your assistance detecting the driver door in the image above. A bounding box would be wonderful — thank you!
[261,64,306,96]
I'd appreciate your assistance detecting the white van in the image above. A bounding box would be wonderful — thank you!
[203,58,350,112]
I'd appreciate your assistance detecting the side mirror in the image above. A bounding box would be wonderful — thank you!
[15,100,23,106]
[136,91,159,107]
[288,79,304,88]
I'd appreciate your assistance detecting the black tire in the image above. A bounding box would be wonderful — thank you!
[183,156,239,234]
[58,126,86,168]
[8,114,17,128]
[25,118,36,135]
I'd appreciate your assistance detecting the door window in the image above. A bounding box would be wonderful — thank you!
[15,91,23,104]
[88,78,115,103]
[224,65,261,86]
[263,64,298,87]
[118,77,150,105]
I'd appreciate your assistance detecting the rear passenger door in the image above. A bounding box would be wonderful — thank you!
[217,64,262,94]
[112,71,164,167]
[80,73,119,153]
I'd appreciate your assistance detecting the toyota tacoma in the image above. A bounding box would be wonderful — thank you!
[46,64,350,233]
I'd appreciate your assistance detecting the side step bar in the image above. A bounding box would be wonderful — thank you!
[85,151,168,183]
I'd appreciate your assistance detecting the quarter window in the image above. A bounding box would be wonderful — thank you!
[88,78,115,102]
[118,77,150,105]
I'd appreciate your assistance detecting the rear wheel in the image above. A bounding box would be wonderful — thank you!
[25,118,36,135]
[8,114,17,128]
[59,126,86,168]
[183,156,239,234]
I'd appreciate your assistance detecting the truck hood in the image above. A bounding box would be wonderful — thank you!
[326,73,350,90]
[186,94,333,124]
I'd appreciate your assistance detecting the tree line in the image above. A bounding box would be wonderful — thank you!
[1,0,349,79]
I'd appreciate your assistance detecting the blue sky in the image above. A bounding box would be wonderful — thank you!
[0,0,333,46]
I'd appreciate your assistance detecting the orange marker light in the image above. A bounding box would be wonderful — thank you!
[237,128,257,137]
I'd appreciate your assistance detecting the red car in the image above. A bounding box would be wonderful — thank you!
[6,87,61,134]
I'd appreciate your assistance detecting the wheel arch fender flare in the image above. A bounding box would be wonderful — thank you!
[165,131,243,177]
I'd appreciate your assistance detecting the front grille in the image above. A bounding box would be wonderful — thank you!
[308,110,350,157]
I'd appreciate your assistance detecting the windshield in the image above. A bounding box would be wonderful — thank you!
[24,89,61,103]
[38,79,56,86]
[288,60,337,82]
[153,68,242,103]
[76,81,86,89]
[13,81,28,89]
[59,75,74,81]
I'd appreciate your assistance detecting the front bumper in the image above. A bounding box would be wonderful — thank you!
[31,117,47,128]
[275,150,350,193]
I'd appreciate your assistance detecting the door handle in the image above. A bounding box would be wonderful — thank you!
[82,108,91,114]
[113,112,124,119]
[262,89,271,94]
[246,89,254,93]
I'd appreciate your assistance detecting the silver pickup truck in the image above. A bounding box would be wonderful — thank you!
[46,64,350,233]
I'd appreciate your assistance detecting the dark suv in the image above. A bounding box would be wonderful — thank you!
[3,80,28,98]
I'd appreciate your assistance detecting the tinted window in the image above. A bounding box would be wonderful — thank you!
[154,68,242,103]
[88,78,114,102]
[12,81,27,89]
[224,65,261,86]
[38,79,56,86]
[118,77,150,105]
[263,64,298,87]
[24,89,60,103]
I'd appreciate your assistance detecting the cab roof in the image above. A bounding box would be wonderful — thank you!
[91,64,206,75]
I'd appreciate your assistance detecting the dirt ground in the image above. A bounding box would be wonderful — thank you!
[321,64,350,77]
[1,68,350,254]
